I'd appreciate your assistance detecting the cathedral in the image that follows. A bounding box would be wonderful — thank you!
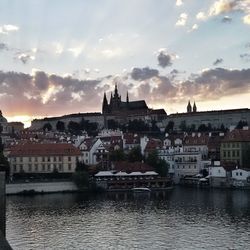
[102,85,167,126]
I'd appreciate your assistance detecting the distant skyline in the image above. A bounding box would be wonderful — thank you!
[1,0,250,127]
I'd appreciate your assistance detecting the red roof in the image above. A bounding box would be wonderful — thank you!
[222,129,250,142]
[184,134,209,146]
[9,143,81,157]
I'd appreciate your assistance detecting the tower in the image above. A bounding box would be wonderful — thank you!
[102,92,108,114]
[126,91,129,103]
[193,102,197,112]
[187,100,192,113]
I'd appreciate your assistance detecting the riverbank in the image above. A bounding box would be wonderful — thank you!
[6,181,78,195]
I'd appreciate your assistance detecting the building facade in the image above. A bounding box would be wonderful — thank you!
[8,143,82,176]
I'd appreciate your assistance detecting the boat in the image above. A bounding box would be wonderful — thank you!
[131,187,151,193]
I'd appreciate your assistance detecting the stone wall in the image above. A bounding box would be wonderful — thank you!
[6,181,78,195]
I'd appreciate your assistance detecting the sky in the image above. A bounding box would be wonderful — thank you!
[0,0,250,127]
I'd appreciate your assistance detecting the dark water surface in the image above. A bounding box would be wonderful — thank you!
[6,187,250,250]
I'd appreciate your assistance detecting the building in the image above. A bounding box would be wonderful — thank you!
[102,85,167,127]
[31,112,104,130]
[8,143,82,177]
[164,102,250,131]
[220,128,250,168]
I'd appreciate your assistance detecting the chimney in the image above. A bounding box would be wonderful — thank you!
[192,132,195,137]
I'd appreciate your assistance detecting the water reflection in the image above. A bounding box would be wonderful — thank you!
[6,187,250,250]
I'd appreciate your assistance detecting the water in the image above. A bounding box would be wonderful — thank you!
[6,187,250,250]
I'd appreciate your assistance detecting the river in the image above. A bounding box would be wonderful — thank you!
[6,187,250,250]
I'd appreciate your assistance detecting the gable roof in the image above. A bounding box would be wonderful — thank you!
[9,143,81,157]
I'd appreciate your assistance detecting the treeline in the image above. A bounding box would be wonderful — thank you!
[43,118,98,136]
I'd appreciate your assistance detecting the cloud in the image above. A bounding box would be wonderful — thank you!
[196,12,207,21]
[0,70,104,116]
[222,15,232,22]
[0,24,19,34]
[0,43,8,51]
[240,53,250,62]
[208,0,250,25]
[176,13,188,26]
[176,0,183,7]
[209,0,236,16]
[68,45,85,57]
[213,58,224,65]
[16,53,35,64]
[243,14,250,24]
[131,67,159,80]
[157,49,177,68]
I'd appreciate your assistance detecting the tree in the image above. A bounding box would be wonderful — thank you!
[68,121,81,135]
[146,150,169,177]
[127,147,143,162]
[72,161,89,189]
[236,120,248,129]
[0,137,10,178]
[179,120,187,132]
[165,121,174,133]
[198,124,208,132]
[107,119,120,130]
[56,121,65,132]
[109,149,126,162]
[151,120,160,133]
[43,123,52,131]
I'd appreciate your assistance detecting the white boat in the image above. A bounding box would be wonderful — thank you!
[131,187,151,193]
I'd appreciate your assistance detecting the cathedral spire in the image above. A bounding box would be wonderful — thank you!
[187,100,192,113]
[102,92,108,114]
[193,101,197,112]
[126,91,129,103]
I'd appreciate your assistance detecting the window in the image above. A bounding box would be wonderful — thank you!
[59,164,62,171]
[29,157,32,162]
[28,164,32,172]
[236,151,240,157]
[223,151,226,158]
[236,172,238,176]
[68,156,71,161]
[13,157,16,162]
[68,164,72,170]
[42,157,45,162]
[42,164,45,171]
[48,157,50,162]
[19,165,23,172]
[20,157,23,162]
[54,156,57,162]
[13,164,17,172]
[240,172,242,176]
[35,164,38,171]
[35,157,38,162]
[183,166,185,169]
[59,156,62,161]
[47,164,51,171]
[232,151,235,157]
[228,151,231,157]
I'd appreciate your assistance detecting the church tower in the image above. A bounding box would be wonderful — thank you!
[193,102,197,112]
[187,100,192,113]
[102,92,108,114]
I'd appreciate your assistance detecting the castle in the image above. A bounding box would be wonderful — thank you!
[102,84,167,126]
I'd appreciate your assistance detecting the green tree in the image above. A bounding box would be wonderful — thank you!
[68,121,81,135]
[43,123,52,131]
[109,149,126,162]
[127,146,143,162]
[146,150,169,177]
[56,121,65,132]
[72,161,89,189]
[179,120,187,132]
[165,120,174,133]
[0,138,10,178]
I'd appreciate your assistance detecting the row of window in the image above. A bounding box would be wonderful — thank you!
[12,163,72,172]
[222,143,240,148]
[12,156,74,163]
[223,150,240,158]
[176,165,197,169]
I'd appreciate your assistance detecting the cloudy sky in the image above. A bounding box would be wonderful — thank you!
[1,0,250,127]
